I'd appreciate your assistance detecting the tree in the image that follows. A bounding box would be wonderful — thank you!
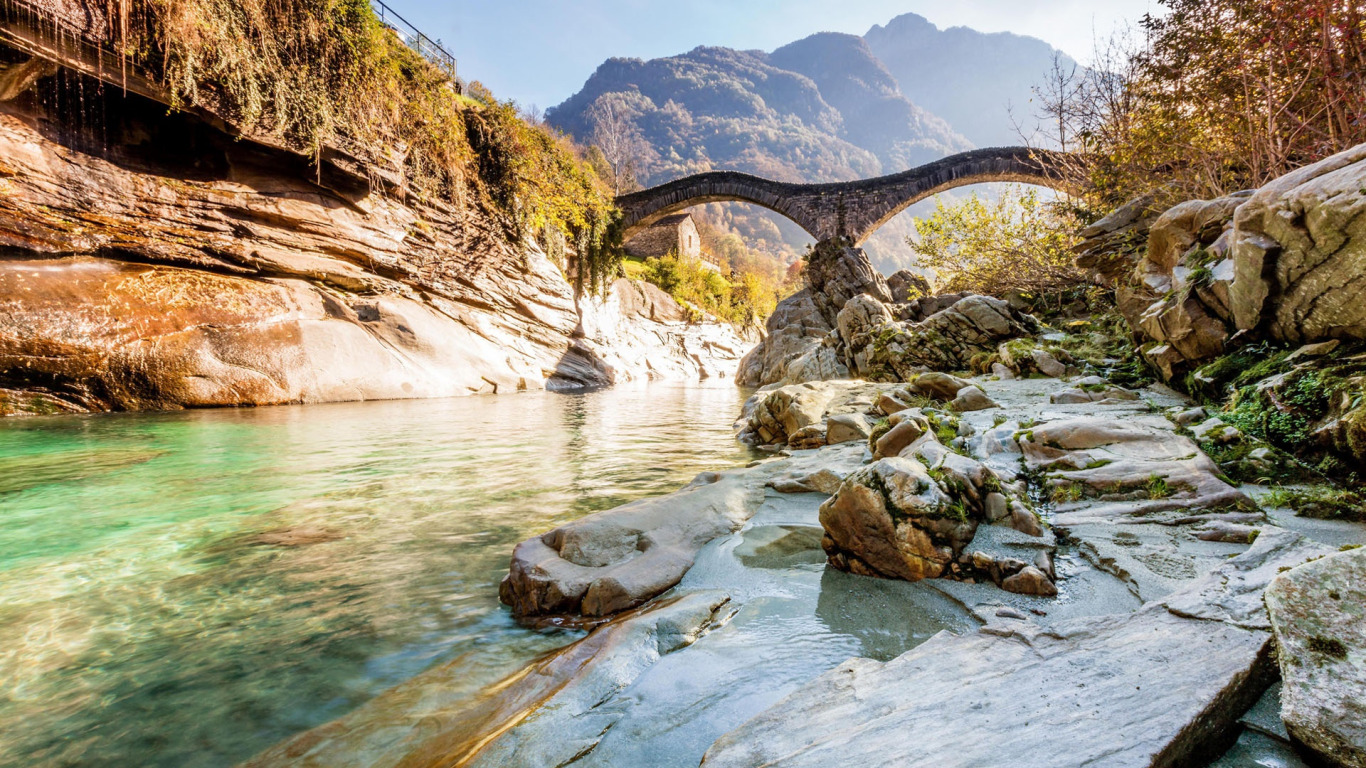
[587,94,648,195]
[1033,0,1366,209]
[907,186,1085,297]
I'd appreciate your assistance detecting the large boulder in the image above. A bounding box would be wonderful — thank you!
[1230,143,1366,343]
[737,241,890,388]
[820,408,1053,594]
[736,289,847,388]
[735,380,888,446]
[1266,547,1366,768]
[1115,193,1250,380]
[499,469,762,619]
[819,457,975,581]
[861,295,1040,379]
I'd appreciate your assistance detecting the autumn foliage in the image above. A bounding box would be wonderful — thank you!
[1037,0,1366,208]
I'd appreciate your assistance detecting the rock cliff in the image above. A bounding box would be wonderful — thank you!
[1074,142,1366,472]
[0,63,749,415]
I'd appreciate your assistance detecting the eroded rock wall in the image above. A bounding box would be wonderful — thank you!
[0,73,749,414]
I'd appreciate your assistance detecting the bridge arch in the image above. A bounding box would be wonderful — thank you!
[616,147,1077,246]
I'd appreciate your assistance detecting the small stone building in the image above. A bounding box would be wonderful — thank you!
[624,213,723,271]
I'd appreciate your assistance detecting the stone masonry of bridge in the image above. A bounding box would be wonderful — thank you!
[616,147,1075,245]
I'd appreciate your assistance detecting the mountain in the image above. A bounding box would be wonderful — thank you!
[547,39,969,185]
[865,13,1076,148]
[548,16,1073,272]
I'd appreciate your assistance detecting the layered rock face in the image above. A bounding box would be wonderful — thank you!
[1076,143,1366,469]
[737,241,1040,388]
[1083,142,1366,378]
[1229,144,1366,343]
[0,83,748,414]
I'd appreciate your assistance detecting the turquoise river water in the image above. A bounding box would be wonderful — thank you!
[0,384,758,768]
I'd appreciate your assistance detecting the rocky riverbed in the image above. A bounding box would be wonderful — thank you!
[244,371,1366,768]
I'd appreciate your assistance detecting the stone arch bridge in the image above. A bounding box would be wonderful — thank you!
[616,147,1077,245]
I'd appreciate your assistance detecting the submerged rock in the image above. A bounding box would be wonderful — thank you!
[244,592,735,768]
[702,532,1328,768]
[499,470,762,619]
[1266,547,1366,768]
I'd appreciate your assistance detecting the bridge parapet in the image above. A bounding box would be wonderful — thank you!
[616,147,1077,245]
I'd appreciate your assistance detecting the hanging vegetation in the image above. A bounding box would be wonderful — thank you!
[91,0,622,292]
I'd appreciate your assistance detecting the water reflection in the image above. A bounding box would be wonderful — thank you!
[0,384,758,768]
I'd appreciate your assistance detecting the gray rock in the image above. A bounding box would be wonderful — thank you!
[984,492,1009,523]
[1267,547,1366,768]
[873,417,926,460]
[1009,501,1043,537]
[738,244,889,387]
[862,296,1041,379]
[1001,565,1057,596]
[875,392,911,415]
[500,470,762,619]
[912,372,972,400]
[1175,407,1208,426]
[1031,348,1068,378]
[1161,527,1332,631]
[826,413,873,445]
[1192,417,1242,444]
[950,385,997,412]
[704,609,1269,767]
[701,534,1331,768]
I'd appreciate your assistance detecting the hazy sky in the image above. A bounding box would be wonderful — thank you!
[395,0,1162,110]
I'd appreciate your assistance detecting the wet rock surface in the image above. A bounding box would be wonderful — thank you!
[702,530,1327,768]
[1267,547,1366,768]
[243,592,738,768]
[499,468,764,620]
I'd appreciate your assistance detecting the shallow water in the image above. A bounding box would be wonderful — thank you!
[0,384,759,768]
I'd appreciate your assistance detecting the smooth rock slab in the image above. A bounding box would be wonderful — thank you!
[1267,547,1366,767]
[702,606,1272,768]
[702,534,1330,768]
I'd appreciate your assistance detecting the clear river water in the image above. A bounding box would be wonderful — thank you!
[0,384,759,768]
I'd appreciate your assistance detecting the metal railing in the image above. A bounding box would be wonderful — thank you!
[370,0,460,86]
